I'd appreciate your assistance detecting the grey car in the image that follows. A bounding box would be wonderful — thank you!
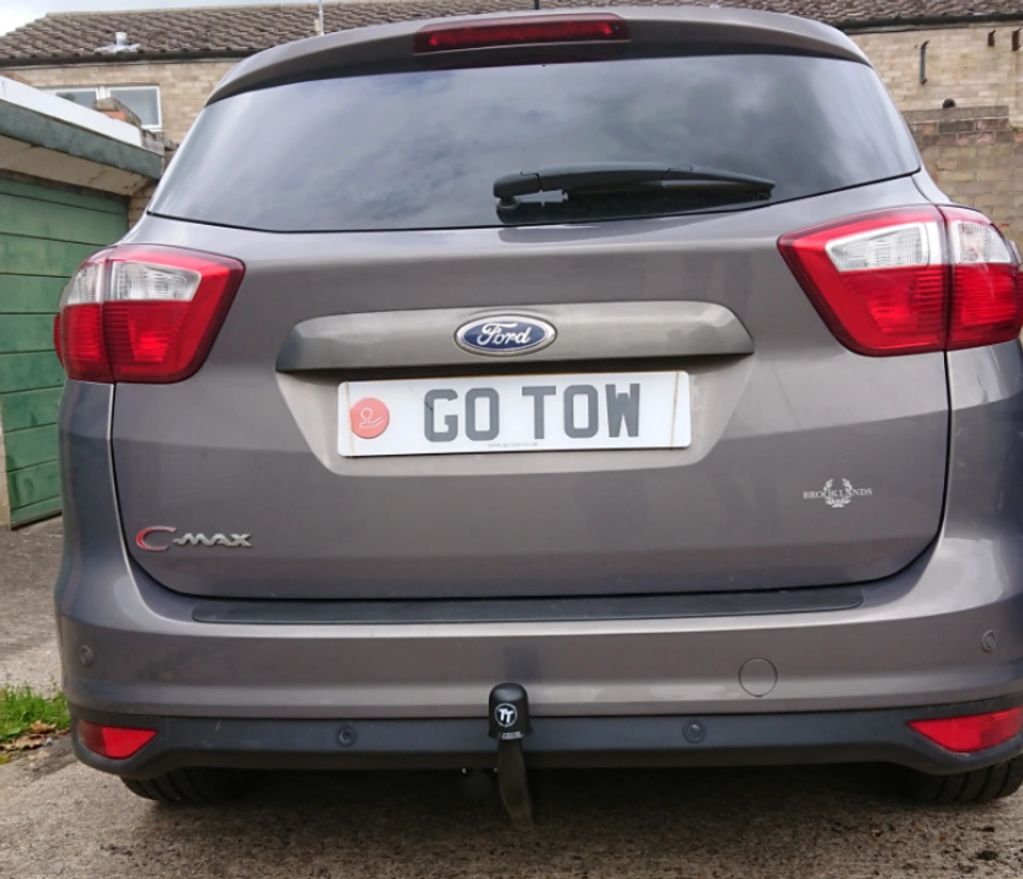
[54,6,1023,817]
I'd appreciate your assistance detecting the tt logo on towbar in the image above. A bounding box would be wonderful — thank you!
[494,703,519,729]
[135,526,252,552]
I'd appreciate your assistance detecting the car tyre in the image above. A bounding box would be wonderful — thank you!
[892,758,1023,805]
[121,768,249,805]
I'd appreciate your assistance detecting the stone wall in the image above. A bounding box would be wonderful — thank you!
[905,105,1023,241]
[8,59,234,143]
[127,181,158,226]
[853,23,1023,125]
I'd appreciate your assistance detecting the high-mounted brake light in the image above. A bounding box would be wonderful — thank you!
[779,206,1023,355]
[414,14,629,53]
[55,245,244,383]
[909,707,1023,754]
[78,719,157,759]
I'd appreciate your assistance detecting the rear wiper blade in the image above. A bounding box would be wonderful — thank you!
[494,162,775,206]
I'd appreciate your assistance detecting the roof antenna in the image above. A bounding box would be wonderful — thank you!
[316,0,325,36]
[534,0,540,8]
[95,30,140,54]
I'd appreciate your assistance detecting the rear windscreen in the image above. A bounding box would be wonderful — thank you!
[150,54,919,232]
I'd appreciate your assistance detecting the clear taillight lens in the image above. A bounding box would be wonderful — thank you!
[56,245,244,382]
[779,206,1023,355]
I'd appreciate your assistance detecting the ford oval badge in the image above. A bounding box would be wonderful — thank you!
[455,315,556,357]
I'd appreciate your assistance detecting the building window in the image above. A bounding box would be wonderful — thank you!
[108,86,161,130]
[52,87,98,109]
[50,85,161,131]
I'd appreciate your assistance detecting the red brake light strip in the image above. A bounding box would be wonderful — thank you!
[414,15,629,53]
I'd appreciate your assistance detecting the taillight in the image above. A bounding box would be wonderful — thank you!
[56,245,244,382]
[944,207,1023,348]
[909,707,1023,754]
[78,719,157,759]
[414,14,629,53]
[778,206,1023,355]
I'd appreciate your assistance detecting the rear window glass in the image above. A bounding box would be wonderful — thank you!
[150,54,919,232]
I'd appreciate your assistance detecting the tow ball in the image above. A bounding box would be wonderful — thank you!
[488,682,534,828]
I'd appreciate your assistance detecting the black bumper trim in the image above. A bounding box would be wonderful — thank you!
[191,585,864,625]
[72,694,1023,780]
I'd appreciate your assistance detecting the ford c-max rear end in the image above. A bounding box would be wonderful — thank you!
[54,6,1023,811]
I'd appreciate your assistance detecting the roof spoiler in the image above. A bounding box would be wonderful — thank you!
[208,7,869,104]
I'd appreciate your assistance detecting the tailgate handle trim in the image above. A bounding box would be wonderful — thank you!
[276,301,752,371]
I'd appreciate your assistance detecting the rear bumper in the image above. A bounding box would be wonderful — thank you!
[72,696,1023,779]
[56,533,1023,720]
[56,342,1023,771]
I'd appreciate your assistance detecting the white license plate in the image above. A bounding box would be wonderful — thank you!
[337,371,690,458]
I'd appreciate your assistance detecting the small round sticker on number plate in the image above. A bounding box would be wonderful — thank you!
[350,397,390,439]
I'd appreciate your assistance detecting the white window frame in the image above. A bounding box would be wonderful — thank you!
[51,87,100,106]
[48,84,162,131]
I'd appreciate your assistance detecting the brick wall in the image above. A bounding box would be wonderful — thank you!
[852,23,1023,125]
[127,181,158,226]
[8,59,234,143]
[906,105,1023,241]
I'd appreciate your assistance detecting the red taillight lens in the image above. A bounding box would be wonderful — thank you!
[779,208,949,354]
[943,207,1023,348]
[60,303,110,381]
[779,206,1023,355]
[414,14,629,53]
[78,719,157,759]
[909,707,1023,753]
[57,245,244,383]
[53,313,63,366]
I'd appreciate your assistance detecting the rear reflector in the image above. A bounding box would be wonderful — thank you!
[909,707,1023,753]
[779,206,1023,355]
[78,720,156,759]
[56,245,244,383]
[414,14,629,53]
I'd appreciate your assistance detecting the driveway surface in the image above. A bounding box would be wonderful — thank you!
[2,520,1022,879]
[0,517,61,691]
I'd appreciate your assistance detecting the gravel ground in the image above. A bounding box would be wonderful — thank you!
[2,520,1022,879]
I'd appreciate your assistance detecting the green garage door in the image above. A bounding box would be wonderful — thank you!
[0,176,128,527]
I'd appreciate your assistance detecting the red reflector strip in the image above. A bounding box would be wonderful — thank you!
[909,707,1023,753]
[78,719,157,759]
[414,15,629,53]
